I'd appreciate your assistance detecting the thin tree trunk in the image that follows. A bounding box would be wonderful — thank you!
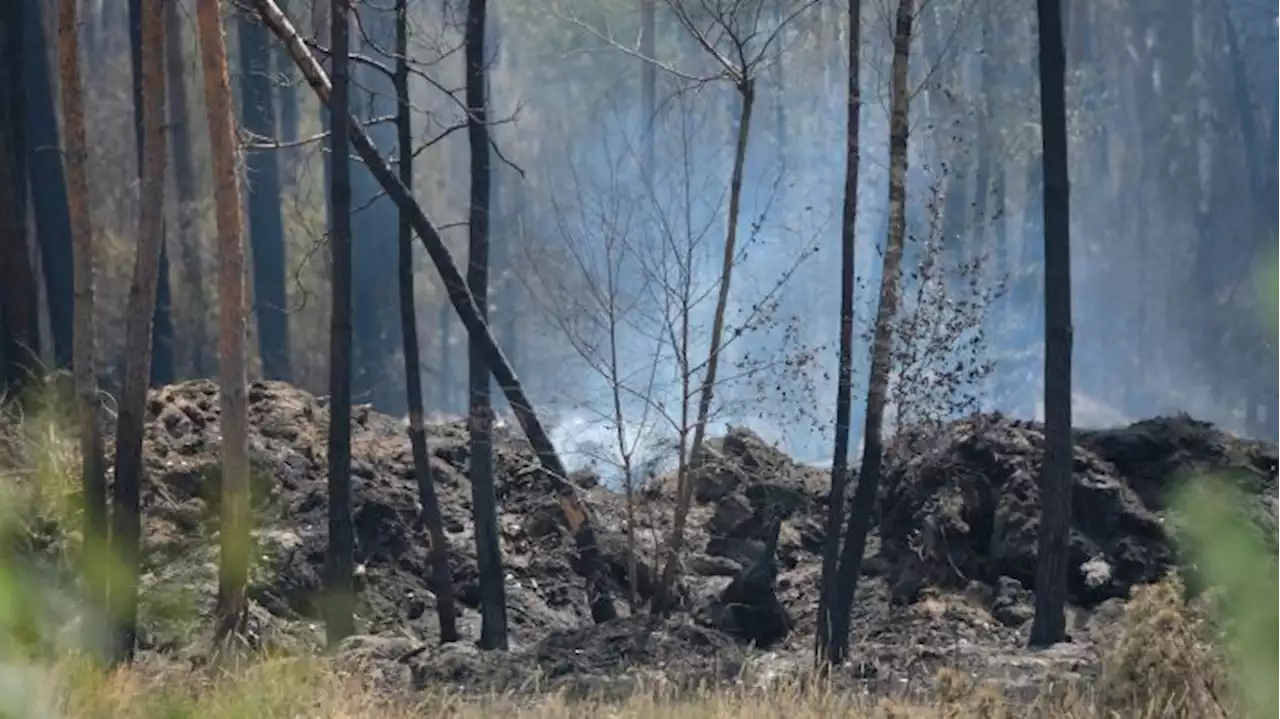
[58,0,108,651]
[827,0,913,664]
[816,0,860,667]
[324,0,357,646]
[0,1,39,394]
[23,0,74,370]
[640,0,656,182]
[129,0,174,386]
[466,0,508,650]
[253,0,618,623]
[165,0,208,378]
[110,0,168,664]
[239,12,291,382]
[195,0,252,643]
[439,300,454,414]
[654,76,756,616]
[1029,0,1072,648]
[395,0,459,644]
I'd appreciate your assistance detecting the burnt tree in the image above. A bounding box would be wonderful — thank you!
[325,0,357,646]
[1029,0,1073,648]
[23,0,74,369]
[252,0,619,624]
[828,0,913,665]
[111,0,169,664]
[128,0,174,384]
[238,12,292,382]
[816,0,861,668]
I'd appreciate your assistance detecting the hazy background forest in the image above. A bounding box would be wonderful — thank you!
[7,0,1278,471]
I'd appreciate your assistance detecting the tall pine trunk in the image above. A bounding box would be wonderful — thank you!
[395,0,459,644]
[816,0,861,667]
[128,0,173,385]
[466,0,508,650]
[1029,0,1073,648]
[324,0,357,646]
[826,0,913,665]
[194,0,253,642]
[110,0,168,664]
[23,0,74,370]
[165,0,208,377]
[0,0,39,394]
[239,13,291,382]
[58,0,108,652]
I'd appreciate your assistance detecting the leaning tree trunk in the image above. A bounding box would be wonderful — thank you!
[395,0,459,644]
[110,0,168,665]
[827,0,913,665]
[194,0,253,643]
[58,0,108,648]
[324,0,357,646]
[1029,0,1073,648]
[816,0,861,667]
[252,0,618,623]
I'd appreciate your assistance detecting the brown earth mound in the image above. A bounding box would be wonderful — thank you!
[56,380,1274,696]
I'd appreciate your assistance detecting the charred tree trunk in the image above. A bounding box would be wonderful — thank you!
[195,0,253,642]
[816,0,861,668]
[1029,0,1073,648]
[165,0,208,378]
[129,0,173,385]
[0,1,39,394]
[827,0,913,665]
[58,0,108,648]
[239,13,291,382]
[252,0,618,623]
[111,0,168,664]
[349,3,398,412]
[324,0,357,645]
[439,300,455,414]
[466,0,508,650]
[395,0,459,644]
[23,0,74,369]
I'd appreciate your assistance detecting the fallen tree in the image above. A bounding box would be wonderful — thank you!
[248,0,617,623]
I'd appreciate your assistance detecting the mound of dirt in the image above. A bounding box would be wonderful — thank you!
[70,380,1274,697]
[875,414,1278,608]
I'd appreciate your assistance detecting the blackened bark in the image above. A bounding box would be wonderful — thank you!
[0,1,38,394]
[827,0,913,665]
[1029,0,1073,648]
[165,0,208,377]
[349,4,398,412]
[395,0,459,644]
[239,13,292,382]
[325,0,356,646]
[112,0,169,663]
[466,0,508,650]
[816,0,861,668]
[129,0,173,385]
[23,0,73,369]
[439,300,455,414]
[252,0,618,623]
